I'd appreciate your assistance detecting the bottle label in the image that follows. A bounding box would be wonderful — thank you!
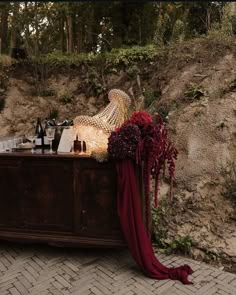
[35,138,42,146]
[44,136,49,145]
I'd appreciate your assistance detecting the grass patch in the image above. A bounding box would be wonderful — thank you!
[47,108,59,120]
[163,235,197,256]
[144,88,161,109]
[59,92,74,104]
[224,78,236,93]
[84,67,107,96]
[40,88,56,97]
[30,87,56,97]
[0,54,15,66]
[152,203,197,256]
[184,82,206,100]
[152,207,168,248]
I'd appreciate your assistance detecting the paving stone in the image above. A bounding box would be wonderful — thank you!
[0,243,236,295]
[216,289,232,295]
[8,287,21,295]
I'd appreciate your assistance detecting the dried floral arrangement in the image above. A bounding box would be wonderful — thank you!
[108,110,178,229]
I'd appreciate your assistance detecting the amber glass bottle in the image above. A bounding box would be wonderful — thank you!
[74,134,81,153]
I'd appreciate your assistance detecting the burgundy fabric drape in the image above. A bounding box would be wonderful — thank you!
[116,159,193,284]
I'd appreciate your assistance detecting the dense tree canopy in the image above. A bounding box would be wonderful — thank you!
[0,1,233,56]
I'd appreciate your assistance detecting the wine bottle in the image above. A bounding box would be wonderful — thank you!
[35,117,45,148]
[52,127,61,152]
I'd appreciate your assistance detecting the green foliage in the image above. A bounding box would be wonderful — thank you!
[172,19,185,42]
[47,108,59,120]
[156,104,171,122]
[0,55,15,66]
[152,207,163,227]
[222,77,236,95]
[152,207,168,248]
[203,249,219,263]
[184,2,224,38]
[40,88,56,97]
[227,79,236,92]
[152,205,197,256]
[43,45,161,67]
[59,92,74,104]
[0,2,229,58]
[184,82,206,100]
[30,87,56,97]
[144,88,161,109]
[126,65,140,78]
[164,235,197,255]
[108,45,160,66]
[84,66,106,96]
[43,51,98,66]
[0,72,8,112]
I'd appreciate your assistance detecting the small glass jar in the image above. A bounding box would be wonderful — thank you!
[82,141,86,153]
[74,135,82,153]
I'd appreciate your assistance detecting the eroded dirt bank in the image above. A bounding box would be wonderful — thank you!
[0,36,235,272]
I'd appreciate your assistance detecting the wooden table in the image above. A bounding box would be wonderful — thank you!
[0,151,144,248]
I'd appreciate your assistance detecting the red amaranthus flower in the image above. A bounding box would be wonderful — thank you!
[117,110,153,132]
[108,111,178,232]
[128,110,153,128]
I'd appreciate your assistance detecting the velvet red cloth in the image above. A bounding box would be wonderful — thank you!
[116,159,193,284]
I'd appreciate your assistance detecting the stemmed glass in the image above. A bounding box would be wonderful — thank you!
[46,127,55,153]
[28,135,37,153]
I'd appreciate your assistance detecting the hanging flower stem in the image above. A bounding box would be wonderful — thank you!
[108,111,178,230]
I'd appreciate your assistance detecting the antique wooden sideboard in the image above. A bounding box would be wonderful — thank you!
[0,152,144,248]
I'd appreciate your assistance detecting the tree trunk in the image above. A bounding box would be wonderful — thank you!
[77,25,83,53]
[65,16,69,52]
[222,2,236,34]
[67,14,73,53]
[206,8,211,32]
[34,1,39,55]
[24,1,31,56]
[138,17,142,45]
[59,15,65,52]
[0,3,9,54]
[9,2,19,55]
[121,2,129,45]
[85,4,97,52]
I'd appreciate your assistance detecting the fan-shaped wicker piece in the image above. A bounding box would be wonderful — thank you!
[74,89,131,133]
[73,89,131,152]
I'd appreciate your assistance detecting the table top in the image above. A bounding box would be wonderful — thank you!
[0,149,91,159]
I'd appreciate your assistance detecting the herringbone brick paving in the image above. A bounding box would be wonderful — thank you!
[0,242,235,295]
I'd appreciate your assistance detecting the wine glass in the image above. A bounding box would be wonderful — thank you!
[0,140,4,152]
[3,140,9,152]
[28,135,37,153]
[46,127,55,153]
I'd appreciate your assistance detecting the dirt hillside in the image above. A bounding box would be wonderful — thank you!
[0,35,235,272]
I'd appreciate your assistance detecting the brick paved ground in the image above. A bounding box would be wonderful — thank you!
[0,242,235,295]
